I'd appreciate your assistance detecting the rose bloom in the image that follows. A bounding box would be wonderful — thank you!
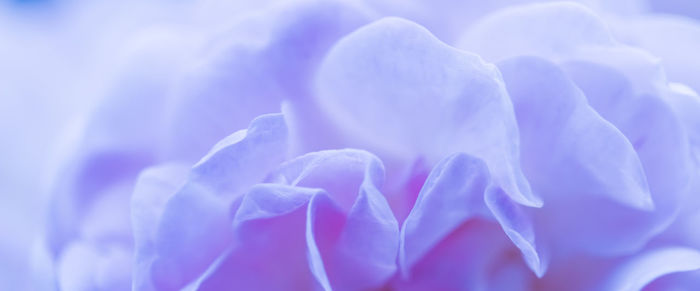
[7,0,700,290]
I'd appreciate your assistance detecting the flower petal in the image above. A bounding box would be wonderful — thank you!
[197,184,330,291]
[269,149,399,290]
[458,2,614,61]
[498,56,656,255]
[130,163,190,291]
[148,114,288,290]
[57,242,132,291]
[399,153,490,276]
[603,247,700,291]
[563,60,693,228]
[400,153,547,278]
[314,17,539,207]
[198,149,398,290]
[163,0,371,161]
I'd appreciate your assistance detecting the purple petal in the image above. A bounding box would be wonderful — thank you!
[198,184,330,291]
[563,61,693,229]
[485,187,548,277]
[270,149,399,290]
[313,17,539,207]
[458,2,614,61]
[57,242,132,291]
[612,15,700,92]
[498,56,657,256]
[400,153,547,279]
[130,163,190,291]
[393,219,536,290]
[399,153,490,276]
[148,114,288,289]
[198,149,398,290]
[603,248,700,291]
[163,0,371,161]
[46,31,192,256]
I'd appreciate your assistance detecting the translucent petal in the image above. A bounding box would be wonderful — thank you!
[148,114,288,290]
[199,149,398,290]
[314,17,538,207]
[498,56,657,256]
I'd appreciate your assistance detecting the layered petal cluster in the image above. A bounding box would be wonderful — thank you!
[37,0,700,290]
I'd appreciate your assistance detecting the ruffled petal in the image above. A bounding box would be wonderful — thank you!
[148,114,288,290]
[198,184,331,291]
[270,149,399,290]
[197,149,398,290]
[399,153,490,276]
[400,153,547,280]
[313,17,538,207]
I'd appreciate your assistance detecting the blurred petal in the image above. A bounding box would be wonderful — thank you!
[131,163,189,291]
[46,29,193,256]
[314,17,538,207]
[57,242,132,291]
[458,2,614,61]
[611,16,700,93]
[164,0,372,161]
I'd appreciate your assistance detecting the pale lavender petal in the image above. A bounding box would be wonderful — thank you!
[485,187,548,277]
[458,2,614,62]
[399,153,490,276]
[149,114,288,289]
[314,17,539,207]
[269,149,399,290]
[130,163,190,291]
[393,219,536,290]
[400,153,546,279]
[57,242,132,291]
[611,16,700,93]
[563,61,692,229]
[46,30,192,256]
[331,161,398,290]
[500,56,652,210]
[198,184,330,291]
[603,248,700,291]
[163,0,371,161]
[498,56,656,255]
[568,45,668,96]
[198,149,398,290]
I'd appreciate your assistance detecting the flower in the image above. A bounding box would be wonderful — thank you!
[33,0,700,290]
